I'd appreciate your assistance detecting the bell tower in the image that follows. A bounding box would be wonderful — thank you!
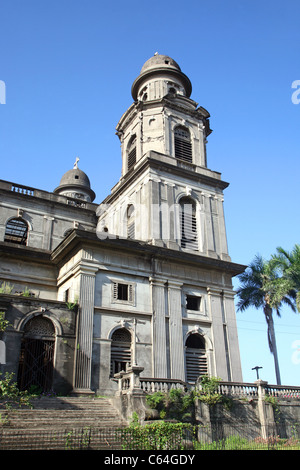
[116,53,211,176]
[97,54,231,262]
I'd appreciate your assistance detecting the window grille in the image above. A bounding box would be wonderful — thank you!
[4,218,28,245]
[185,334,207,383]
[174,126,192,163]
[127,136,137,171]
[110,328,132,376]
[179,197,198,250]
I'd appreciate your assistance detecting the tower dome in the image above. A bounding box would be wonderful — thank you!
[54,158,96,202]
[131,53,192,101]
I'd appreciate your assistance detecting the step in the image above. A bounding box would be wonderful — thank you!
[0,426,125,450]
[0,395,127,450]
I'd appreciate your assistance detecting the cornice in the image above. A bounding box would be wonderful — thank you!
[51,229,246,277]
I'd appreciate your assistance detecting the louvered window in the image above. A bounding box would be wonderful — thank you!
[112,281,134,304]
[127,205,135,239]
[4,218,28,245]
[180,197,198,250]
[110,328,132,376]
[127,136,137,171]
[174,126,192,163]
[185,334,207,383]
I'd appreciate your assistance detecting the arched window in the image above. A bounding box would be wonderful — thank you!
[179,197,198,250]
[127,205,135,239]
[185,333,207,383]
[127,135,137,171]
[4,218,28,245]
[110,328,132,376]
[174,126,192,163]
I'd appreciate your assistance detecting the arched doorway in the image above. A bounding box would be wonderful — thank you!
[110,328,132,376]
[185,333,208,382]
[17,316,56,392]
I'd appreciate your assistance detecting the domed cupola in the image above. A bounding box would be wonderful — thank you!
[131,53,192,102]
[54,158,96,202]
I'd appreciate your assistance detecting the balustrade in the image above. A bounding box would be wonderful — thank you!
[114,368,300,400]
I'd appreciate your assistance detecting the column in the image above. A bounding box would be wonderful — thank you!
[168,281,185,381]
[151,277,168,378]
[73,266,97,393]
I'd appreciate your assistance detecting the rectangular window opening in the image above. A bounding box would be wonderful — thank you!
[117,283,128,301]
[186,295,201,311]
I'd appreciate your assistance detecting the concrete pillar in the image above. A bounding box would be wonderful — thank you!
[256,380,275,439]
[168,280,185,381]
[150,277,168,378]
[73,266,97,393]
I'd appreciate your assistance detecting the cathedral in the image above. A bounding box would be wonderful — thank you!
[0,54,244,395]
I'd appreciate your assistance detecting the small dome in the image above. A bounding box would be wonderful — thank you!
[140,54,181,73]
[58,168,91,189]
[54,161,96,202]
[131,53,192,101]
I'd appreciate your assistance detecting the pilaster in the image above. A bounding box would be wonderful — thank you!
[150,277,168,378]
[168,280,185,381]
[207,287,228,380]
[73,265,98,394]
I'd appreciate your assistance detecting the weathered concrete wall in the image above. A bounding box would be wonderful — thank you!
[0,295,77,395]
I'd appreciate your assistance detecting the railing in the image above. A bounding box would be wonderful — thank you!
[265,384,300,399]
[115,369,300,400]
[140,378,187,393]
[11,184,34,196]
[216,381,258,398]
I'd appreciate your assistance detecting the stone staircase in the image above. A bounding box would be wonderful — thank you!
[0,396,128,450]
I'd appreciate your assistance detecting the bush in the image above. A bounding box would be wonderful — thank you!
[146,388,194,422]
[118,421,196,450]
[0,372,32,409]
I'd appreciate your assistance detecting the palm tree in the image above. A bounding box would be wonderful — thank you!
[272,244,300,312]
[236,254,296,385]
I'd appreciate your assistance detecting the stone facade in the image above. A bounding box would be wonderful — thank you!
[0,54,245,396]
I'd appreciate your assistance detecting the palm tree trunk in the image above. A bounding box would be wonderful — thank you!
[265,306,281,385]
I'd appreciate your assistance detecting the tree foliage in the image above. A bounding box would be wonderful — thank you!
[236,244,300,385]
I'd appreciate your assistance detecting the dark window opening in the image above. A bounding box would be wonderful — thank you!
[186,333,205,350]
[117,283,128,301]
[186,295,201,311]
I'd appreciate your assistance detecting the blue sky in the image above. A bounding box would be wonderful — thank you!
[1,0,300,386]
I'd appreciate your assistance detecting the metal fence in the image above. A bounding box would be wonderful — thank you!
[1,423,299,450]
